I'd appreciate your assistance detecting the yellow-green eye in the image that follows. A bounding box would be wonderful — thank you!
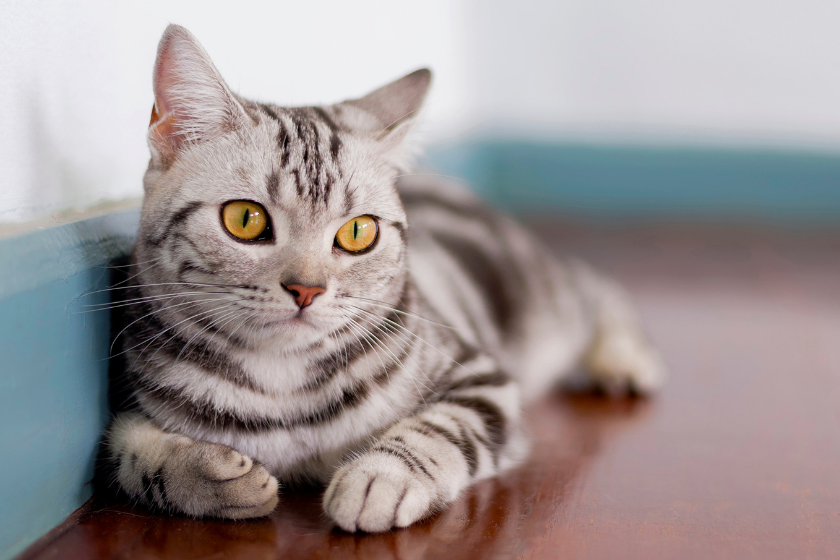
[335,215,378,252]
[221,200,269,240]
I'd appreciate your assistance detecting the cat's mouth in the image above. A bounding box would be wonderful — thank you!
[258,308,324,330]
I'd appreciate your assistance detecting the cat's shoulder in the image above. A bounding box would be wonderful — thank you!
[396,173,497,222]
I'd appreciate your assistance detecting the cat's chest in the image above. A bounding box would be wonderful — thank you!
[236,350,314,395]
[154,346,420,479]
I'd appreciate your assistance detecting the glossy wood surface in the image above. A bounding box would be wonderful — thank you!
[20,224,840,560]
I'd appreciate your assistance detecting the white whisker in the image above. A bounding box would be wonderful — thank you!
[110,295,238,354]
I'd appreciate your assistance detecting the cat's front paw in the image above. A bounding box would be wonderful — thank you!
[324,453,437,532]
[164,438,279,519]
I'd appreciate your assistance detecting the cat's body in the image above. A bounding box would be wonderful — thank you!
[102,25,665,532]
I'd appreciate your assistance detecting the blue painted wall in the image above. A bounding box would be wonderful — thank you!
[424,140,840,223]
[0,210,138,560]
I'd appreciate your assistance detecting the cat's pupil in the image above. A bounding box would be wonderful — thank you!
[353,220,359,239]
[242,208,250,228]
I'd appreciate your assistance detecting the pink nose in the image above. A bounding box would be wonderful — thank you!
[283,284,326,309]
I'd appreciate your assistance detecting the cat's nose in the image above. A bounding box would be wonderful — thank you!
[282,283,326,309]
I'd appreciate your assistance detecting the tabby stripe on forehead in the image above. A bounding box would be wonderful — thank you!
[266,170,280,204]
[292,169,304,197]
[312,106,342,162]
[259,104,293,168]
[279,120,291,168]
[259,103,281,122]
[308,120,326,202]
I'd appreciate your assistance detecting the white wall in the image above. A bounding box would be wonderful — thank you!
[461,0,840,146]
[0,0,465,222]
[4,0,840,223]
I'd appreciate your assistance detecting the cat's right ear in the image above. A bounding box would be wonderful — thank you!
[336,69,432,170]
[148,25,248,164]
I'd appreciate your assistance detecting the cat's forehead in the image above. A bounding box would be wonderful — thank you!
[231,102,403,221]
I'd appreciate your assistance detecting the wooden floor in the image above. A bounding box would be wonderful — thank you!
[20,222,840,560]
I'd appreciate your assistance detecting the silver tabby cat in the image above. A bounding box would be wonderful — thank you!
[104,24,666,532]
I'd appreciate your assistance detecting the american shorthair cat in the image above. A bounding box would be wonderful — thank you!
[102,24,666,532]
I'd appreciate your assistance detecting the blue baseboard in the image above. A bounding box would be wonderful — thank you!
[0,210,138,560]
[423,140,840,223]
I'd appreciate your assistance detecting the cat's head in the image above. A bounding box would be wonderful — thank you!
[135,25,430,352]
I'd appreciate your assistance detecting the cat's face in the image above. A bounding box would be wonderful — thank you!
[134,25,430,352]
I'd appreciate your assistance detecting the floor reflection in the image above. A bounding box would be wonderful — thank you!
[66,392,653,560]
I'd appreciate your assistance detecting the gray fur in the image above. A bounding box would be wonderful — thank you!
[104,24,665,532]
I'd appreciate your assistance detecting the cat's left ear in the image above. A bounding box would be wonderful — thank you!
[338,69,432,166]
[148,25,250,163]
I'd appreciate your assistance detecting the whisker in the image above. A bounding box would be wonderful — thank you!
[345,314,432,405]
[80,291,234,312]
[348,304,478,381]
[171,306,243,363]
[139,303,241,369]
[107,258,164,290]
[79,281,254,299]
[339,295,456,330]
[370,316,437,395]
[344,317,396,391]
[101,257,162,270]
[109,296,238,354]
[222,308,254,350]
[112,301,239,362]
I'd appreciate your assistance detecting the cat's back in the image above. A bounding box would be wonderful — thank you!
[397,175,591,397]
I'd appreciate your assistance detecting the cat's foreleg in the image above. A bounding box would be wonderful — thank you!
[105,412,279,519]
[575,263,667,394]
[324,366,524,532]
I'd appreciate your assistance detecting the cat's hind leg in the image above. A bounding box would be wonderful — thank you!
[575,262,667,394]
[105,412,279,519]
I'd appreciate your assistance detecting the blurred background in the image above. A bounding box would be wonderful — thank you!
[4,0,840,224]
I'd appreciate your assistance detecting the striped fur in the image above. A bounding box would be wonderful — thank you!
[103,24,666,532]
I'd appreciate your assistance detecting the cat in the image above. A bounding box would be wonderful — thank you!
[101,24,666,532]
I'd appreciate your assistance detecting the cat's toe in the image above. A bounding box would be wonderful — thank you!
[192,442,254,481]
[166,441,279,519]
[212,461,280,519]
[324,455,435,532]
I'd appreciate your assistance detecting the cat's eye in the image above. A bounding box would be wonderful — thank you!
[335,215,378,253]
[221,200,271,241]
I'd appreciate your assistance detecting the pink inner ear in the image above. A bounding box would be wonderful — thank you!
[149,34,186,154]
[147,24,242,160]
[153,33,181,118]
[149,102,179,155]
